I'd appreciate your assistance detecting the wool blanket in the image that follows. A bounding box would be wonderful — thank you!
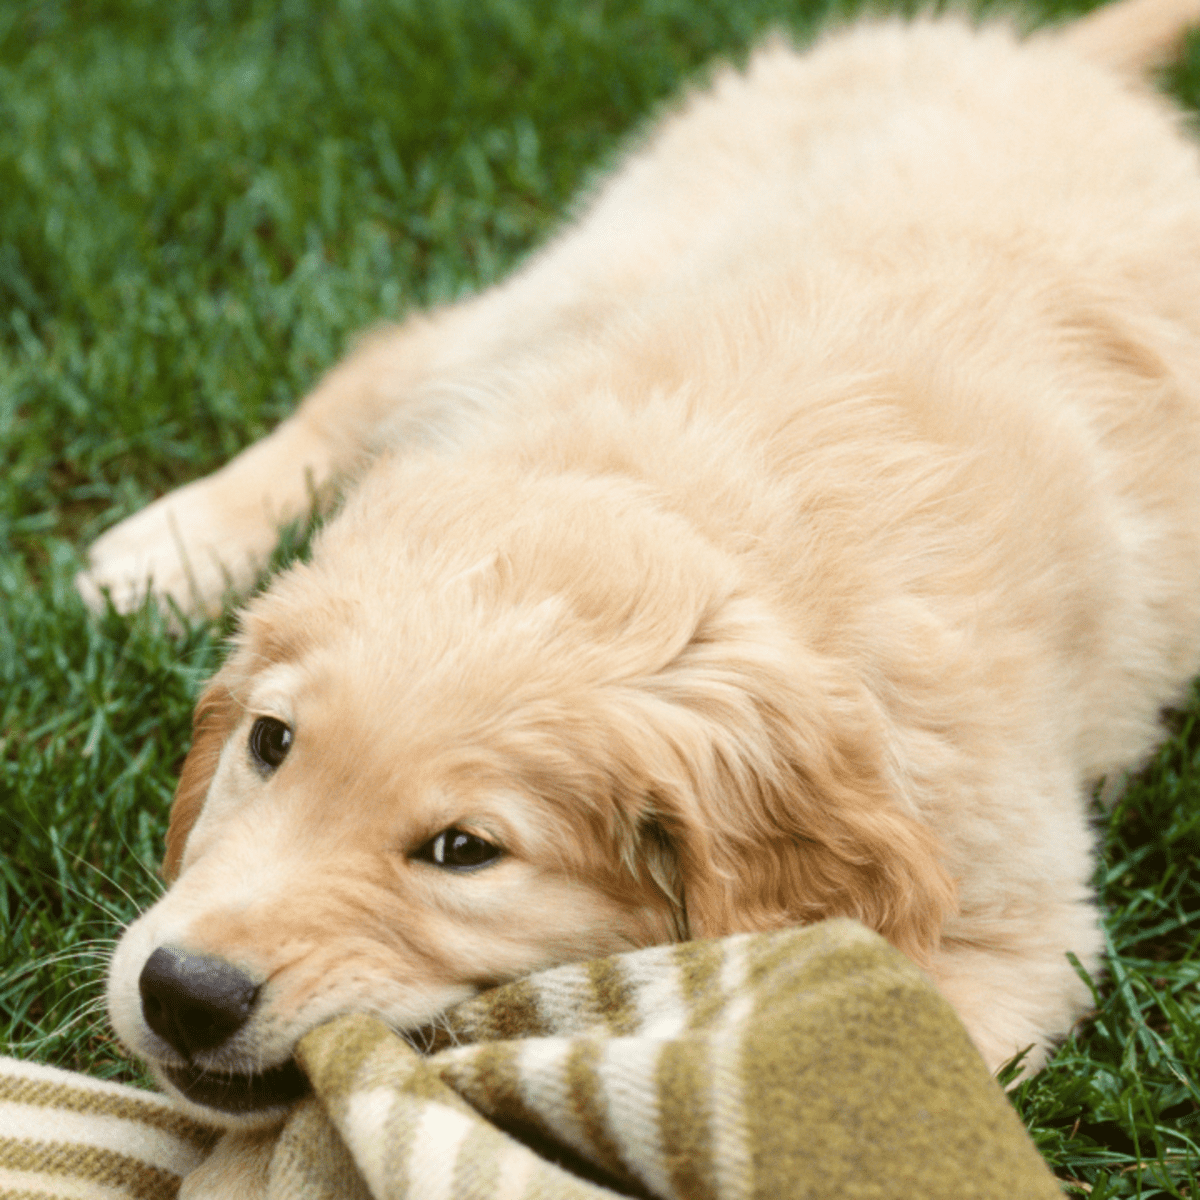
[0,919,1063,1199]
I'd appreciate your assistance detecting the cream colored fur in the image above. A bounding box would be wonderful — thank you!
[101,0,1200,1124]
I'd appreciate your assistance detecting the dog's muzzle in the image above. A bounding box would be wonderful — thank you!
[138,945,309,1113]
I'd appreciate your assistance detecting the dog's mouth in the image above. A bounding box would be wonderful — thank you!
[162,1057,310,1114]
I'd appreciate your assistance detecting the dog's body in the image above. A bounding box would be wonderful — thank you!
[97,0,1200,1125]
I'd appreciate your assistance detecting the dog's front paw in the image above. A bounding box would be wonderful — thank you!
[77,476,277,618]
[79,416,339,619]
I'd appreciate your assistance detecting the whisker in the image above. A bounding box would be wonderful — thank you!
[8,998,114,1054]
[75,851,161,915]
[52,856,158,925]
[96,827,167,903]
[3,938,117,982]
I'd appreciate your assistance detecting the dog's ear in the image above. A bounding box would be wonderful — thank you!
[629,596,956,968]
[163,678,238,882]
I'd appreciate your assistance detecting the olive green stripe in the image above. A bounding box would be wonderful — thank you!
[745,922,885,997]
[564,1040,629,1179]
[743,926,816,990]
[436,1040,643,1193]
[0,1076,217,1147]
[302,1017,467,1199]
[442,1042,556,1139]
[304,1014,481,1120]
[672,938,729,1031]
[373,1037,478,1113]
[296,1013,397,1123]
[656,1038,719,1200]
[452,976,550,1044]
[0,1137,182,1200]
[585,958,639,1037]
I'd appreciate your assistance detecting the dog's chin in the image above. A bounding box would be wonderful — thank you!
[152,1057,310,1130]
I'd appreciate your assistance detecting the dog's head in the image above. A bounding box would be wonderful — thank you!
[107,460,953,1126]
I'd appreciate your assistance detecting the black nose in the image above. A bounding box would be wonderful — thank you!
[138,946,260,1060]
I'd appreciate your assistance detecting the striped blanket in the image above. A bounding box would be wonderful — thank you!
[1,920,1063,1199]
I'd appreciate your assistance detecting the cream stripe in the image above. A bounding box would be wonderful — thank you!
[0,1166,139,1200]
[407,1102,477,1200]
[709,937,753,1200]
[528,964,595,1035]
[599,1039,673,1198]
[493,1141,538,1200]
[0,1058,177,1109]
[717,933,751,1002]
[0,1101,208,1177]
[341,1085,402,1197]
[620,946,687,1038]
[515,1039,591,1157]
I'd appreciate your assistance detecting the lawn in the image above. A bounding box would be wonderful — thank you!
[1,0,1198,1194]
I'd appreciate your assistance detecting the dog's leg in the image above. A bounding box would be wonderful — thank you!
[929,900,1104,1076]
[77,409,338,617]
[76,306,496,617]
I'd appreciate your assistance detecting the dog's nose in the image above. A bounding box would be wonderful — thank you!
[138,945,259,1060]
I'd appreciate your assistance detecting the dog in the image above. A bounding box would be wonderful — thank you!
[95,0,1200,1127]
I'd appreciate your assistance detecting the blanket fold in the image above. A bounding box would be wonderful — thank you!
[1,920,1063,1199]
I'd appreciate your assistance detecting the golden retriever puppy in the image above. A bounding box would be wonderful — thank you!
[99,0,1200,1127]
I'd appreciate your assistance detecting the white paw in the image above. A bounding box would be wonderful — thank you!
[77,478,275,618]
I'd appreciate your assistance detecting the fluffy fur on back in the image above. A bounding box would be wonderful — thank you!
[98,0,1200,1125]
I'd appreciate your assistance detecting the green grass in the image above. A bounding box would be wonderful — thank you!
[1,0,1197,1193]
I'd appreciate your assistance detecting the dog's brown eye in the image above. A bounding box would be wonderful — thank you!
[249,717,293,773]
[416,828,502,871]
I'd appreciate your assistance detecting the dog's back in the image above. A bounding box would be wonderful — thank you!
[493,3,1200,767]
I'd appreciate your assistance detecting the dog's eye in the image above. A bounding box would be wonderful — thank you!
[248,717,293,773]
[416,828,502,871]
